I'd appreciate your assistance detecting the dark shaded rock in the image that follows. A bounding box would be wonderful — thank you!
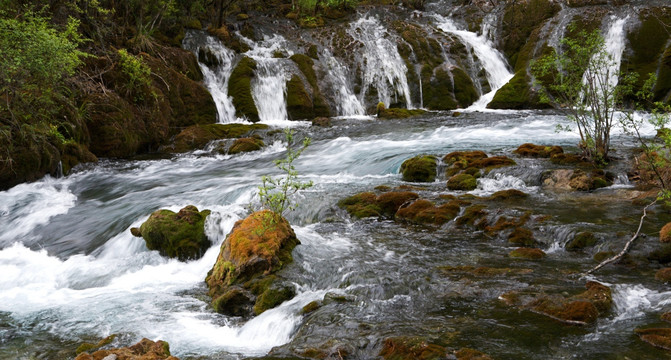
[135,205,211,261]
[656,268,671,282]
[286,75,314,120]
[454,348,494,360]
[400,155,438,182]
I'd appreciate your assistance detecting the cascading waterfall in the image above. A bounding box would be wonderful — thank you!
[583,16,629,100]
[183,31,238,123]
[241,34,292,123]
[434,14,514,110]
[347,16,413,109]
[320,49,366,116]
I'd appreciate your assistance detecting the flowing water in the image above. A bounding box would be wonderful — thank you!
[1,110,670,359]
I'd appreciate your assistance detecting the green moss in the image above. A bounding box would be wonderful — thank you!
[76,334,117,355]
[400,155,438,182]
[508,227,536,246]
[290,54,330,117]
[396,199,461,225]
[377,104,427,119]
[229,57,259,122]
[301,300,321,314]
[213,287,253,316]
[447,173,477,191]
[169,123,268,153]
[488,189,528,201]
[286,75,314,120]
[509,247,546,260]
[488,70,537,109]
[338,192,382,218]
[456,204,488,227]
[137,205,211,261]
[566,231,597,251]
[253,286,296,315]
[501,0,560,63]
[514,143,564,158]
[452,67,479,108]
[229,137,265,154]
[376,191,419,217]
[379,336,446,360]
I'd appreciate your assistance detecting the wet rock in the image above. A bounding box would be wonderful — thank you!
[253,285,296,315]
[290,54,330,117]
[661,222,671,243]
[377,191,420,217]
[549,153,587,165]
[286,75,314,120]
[395,199,461,225]
[76,335,117,355]
[508,227,536,246]
[206,210,299,316]
[635,328,671,351]
[439,265,533,277]
[166,123,268,153]
[74,338,177,360]
[455,205,488,228]
[400,155,438,182]
[444,151,515,178]
[487,189,528,201]
[228,137,265,154]
[377,102,427,119]
[566,231,597,251]
[454,348,494,360]
[447,173,477,191]
[663,312,671,323]
[312,117,332,127]
[656,268,671,282]
[301,300,322,314]
[338,191,419,219]
[229,56,259,122]
[513,143,563,158]
[648,245,671,264]
[485,213,531,237]
[379,336,446,360]
[542,169,611,191]
[509,247,546,260]
[134,205,211,261]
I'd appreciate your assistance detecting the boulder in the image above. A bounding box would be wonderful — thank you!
[656,267,671,282]
[635,328,671,351]
[228,57,260,122]
[447,173,478,191]
[377,102,426,119]
[379,337,446,360]
[228,137,265,154]
[166,123,268,153]
[395,199,461,225]
[206,210,299,316]
[132,205,211,261]
[312,117,332,127]
[513,143,563,158]
[566,231,598,251]
[509,247,546,260]
[286,75,314,120]
[74,338,178,360]
[400,155,438,182]
[661,222,671,243]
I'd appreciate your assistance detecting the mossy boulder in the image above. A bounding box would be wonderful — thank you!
[132,205,211,261]
[76,335,117,355]
[379,336,446,360]
[447,173,478,191]
[635,328,671,351]
[452,67,480,108]
[253,285,296,315]
[74,338,177,360]
[656,268,671,283]
[501,0,560,66]
[395,199,461,225]
[167,123,268,153]
[488,189,528,201]
[488,70,539,109]
[229,57,260,122]
[542,169,611,191]
[377,191,420,217]
[286,75,314,120]
[456,204,488,228]
[514,143,564,158]
[444,151,515,178]
[61,142,98,175]
[454,348,493,360]
[661,222,671,243]
[377,102,427,119]
[290,54,330,117]
[508,227,536,246]
[228,137,265,154]
[400,155,438,182]
[338,192,382,218]
[509,247,546,260]
[566,231,597,251]
[206,210,299,316]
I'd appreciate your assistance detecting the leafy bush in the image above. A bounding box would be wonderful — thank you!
[117,49,154,102]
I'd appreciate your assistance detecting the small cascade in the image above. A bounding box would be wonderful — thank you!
[183,31,238,123]
[320,49,366,116]
[582,16,629,100]
[347,16,413,109]
[434,15,514,110]
[241,34,293,123]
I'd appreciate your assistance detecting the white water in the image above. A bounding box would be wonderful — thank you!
[183,32,239,123]
[241,34,293,123]
[582,16,629,101]
[434,15,514,110]
[347,16,413,109]
[321,49,366,116]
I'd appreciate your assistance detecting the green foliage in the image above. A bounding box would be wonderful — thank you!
[117,49,154,102]
[258,129,313,217]
[532,26,634,165]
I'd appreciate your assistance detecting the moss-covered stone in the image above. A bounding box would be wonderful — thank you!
[286,75,314,120]
[454,348,493,360]
[509,247,546,260]
[206,210,299,316]
[168,123,268,153]
[253,285,296,315]
[379,337,446,360]
[447,173,478,191]
[377,102,427,119]
[656,268,671,282]
[74,338,176,360]
[488,70,537,109]
[290,54,330,117]
[456,204,488,227]
[212,287,254,316]
[61,142,98,175]
[488,189,528,201]
[514,143,564,158]
[228,137,265,154]
[301,300,322,314]
[229,57,260,122]
[338,192,382,218]
[135,205,211,261]
[400,155,438,182]
[501,0,560,65]
[566,231,597,251]
[661,222,671,243]
[452,67,479,108]
[377,191,420,217]
[76,335,117,355]
[508,227,536,246]
[395,199,461,225]
[635,328,671,351]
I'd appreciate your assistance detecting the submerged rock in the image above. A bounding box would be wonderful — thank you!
[454,348,494,360]
[565,231,597,251]
[206,210,299,316]
[132,205,211,261]
[74,338,177,360]
[635,328,671,351]
[509,247,546,260]
[379,336,446,360]
[400,155,438,182]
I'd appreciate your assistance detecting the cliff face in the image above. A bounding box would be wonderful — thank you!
[2,0,671,190]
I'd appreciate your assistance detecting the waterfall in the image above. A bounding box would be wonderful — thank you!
[434,15,514,110]
[583,16,629,99]
[183,31,238,123]
[242,34,292,123]
[347,16,413,109]
[321,49,366,116]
